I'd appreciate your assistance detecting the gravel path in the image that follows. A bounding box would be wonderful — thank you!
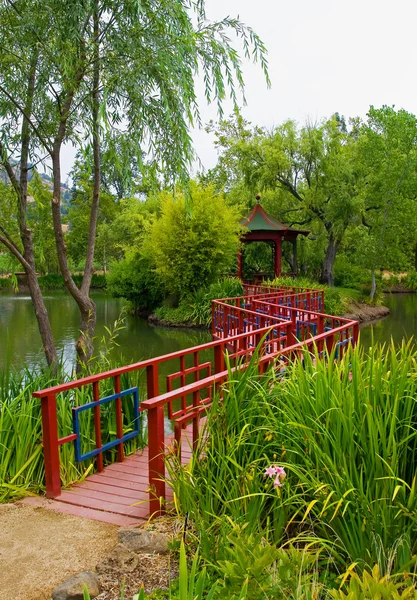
[0,502,118,600]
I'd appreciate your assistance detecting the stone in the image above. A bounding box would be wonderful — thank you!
[51,571,100,600]
[96,544,139,574]
[0,503,18,511]
[118,527,170,554]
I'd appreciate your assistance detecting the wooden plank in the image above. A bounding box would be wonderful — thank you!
[80,476,148,494]
[58,490,149,518]
[105,462,151,477]
[19,496,141,526]
[69,484,147,505]
[89,469,149,486]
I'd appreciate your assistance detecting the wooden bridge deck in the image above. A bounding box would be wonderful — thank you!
[23,428,193,526]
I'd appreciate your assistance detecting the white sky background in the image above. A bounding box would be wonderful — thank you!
[61,0,417,181]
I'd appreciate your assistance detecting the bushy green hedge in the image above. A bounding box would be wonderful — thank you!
[269,276,345,315]
[153,277,244,326]
[37,273,107,290]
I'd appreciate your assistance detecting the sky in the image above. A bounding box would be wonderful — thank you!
[61,0,417,180]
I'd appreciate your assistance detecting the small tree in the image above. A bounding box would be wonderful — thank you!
[143,184,241,299]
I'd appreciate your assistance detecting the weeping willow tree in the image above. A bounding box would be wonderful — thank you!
[0,0,269,371]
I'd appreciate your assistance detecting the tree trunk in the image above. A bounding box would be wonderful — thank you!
[75,0,100,373]
[370,269,376,301]
[49,2,101,374]
[0,50,58,370]
[75,296,97,373]
[26,269,58,367]
[320,232,339,287]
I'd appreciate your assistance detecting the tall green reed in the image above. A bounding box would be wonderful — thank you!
[166,339,417,574]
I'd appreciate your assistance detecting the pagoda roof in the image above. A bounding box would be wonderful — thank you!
[240,202,309,236]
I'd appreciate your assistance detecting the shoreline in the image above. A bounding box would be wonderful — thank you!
[342,301,390,323]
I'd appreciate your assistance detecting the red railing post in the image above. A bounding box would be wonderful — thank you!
[353,322,359,346]
[146,364,165,516]
[287,309,297,347]
[214,342,225,374]
[93,381,104,472]
[40,393,61,498]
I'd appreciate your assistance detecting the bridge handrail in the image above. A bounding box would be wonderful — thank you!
[32,284,358,516]
[32,316,286,398]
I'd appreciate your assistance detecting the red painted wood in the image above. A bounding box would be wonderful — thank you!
[85,473,148,491]
[114,374,124,463]
[67,485,147,506]
[75,480,148,500]
[34,285,358,517]
[41,393,61,498]
[20,496,141,526]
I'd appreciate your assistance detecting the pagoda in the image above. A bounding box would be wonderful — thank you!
[238,196,309,280]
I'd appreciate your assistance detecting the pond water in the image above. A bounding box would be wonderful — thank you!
[0,291,416,375]
[0,291,211,373]
[359,293,417,349]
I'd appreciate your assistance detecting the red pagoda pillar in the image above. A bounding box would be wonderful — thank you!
[274,239,281,278]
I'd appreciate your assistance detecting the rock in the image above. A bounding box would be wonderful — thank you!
[51,571,100,600]
[0,503,18,511]
[118,527,170,554]
[96,544,139,574]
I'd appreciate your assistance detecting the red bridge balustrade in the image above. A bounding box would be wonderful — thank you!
[33,285,359,518]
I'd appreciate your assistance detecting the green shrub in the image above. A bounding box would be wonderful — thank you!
[333,256,370,290]
[0,277,14,290]
[269,276,344,315]
[331,565,417,599]
[37,273,65,289]
[403,271,417,292]
[108,252,164,312]
[153,304,194,325]
[37,273,107,290]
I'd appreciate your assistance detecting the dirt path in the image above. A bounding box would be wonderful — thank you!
[0,503,118,600]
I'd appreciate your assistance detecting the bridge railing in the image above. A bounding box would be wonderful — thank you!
[33,320,287,513]
[33,285,358,516]
[141,317,358,510]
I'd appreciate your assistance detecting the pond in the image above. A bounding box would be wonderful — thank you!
[0,291,211,373]
[0,291,416,375]
[359,293,417,349]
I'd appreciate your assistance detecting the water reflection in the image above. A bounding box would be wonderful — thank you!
[360,293,417,348]
[0,291,212,372]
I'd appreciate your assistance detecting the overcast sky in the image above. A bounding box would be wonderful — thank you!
[61,0,417,180]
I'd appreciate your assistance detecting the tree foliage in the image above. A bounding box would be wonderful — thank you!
[0,0,268,367]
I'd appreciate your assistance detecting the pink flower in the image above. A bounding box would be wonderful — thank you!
[265,464,287,488]
[265,465,278,478]
[274,476,283,488]
[275,466,286,480]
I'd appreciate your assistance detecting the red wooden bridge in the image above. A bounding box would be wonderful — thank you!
[29,284,359,525]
